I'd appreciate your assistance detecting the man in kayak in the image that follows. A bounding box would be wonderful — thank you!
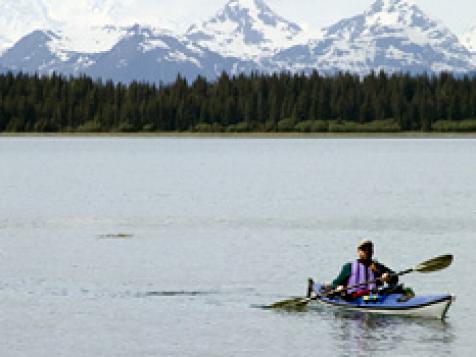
[308,240,398,298]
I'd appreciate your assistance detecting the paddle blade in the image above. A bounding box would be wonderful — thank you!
[415,254,453,273]
[267,297,310,309]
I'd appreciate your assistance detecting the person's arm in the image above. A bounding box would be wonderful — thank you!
[374,262,398,286]
[331,263,352,289]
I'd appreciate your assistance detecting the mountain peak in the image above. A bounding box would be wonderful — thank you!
[222,0,275,16]
[276,0,475,75]
[0,0,59,51]
[220,0,298,30]
[361,0,449,32]
[369,0,416,13]
[186,0,306,59]
[224,0,268,10]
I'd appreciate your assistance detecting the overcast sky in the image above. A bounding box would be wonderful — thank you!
[79,0,476,35]
[38,0,476,36]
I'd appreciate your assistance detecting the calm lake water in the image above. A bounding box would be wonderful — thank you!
[0,137,475,357]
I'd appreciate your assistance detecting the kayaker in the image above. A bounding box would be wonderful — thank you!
[328,240,398,298]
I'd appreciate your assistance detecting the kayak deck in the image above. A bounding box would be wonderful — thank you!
[313,283,454,319]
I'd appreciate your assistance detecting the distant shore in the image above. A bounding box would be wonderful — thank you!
[3,72,476,136]
[1,132,476,139]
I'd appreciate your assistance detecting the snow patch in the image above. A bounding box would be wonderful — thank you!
[140,39,169,52]
[57,26,127,53]
[461,25,476,53]
[116,59,128,68]
[166,50,201,67]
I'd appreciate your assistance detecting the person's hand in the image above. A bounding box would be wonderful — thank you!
[370,262,378,272]
[320,284,332,294]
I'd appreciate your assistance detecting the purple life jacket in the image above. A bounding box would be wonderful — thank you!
[347,260,377,293]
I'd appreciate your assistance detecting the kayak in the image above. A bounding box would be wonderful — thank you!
[312,283,454,319]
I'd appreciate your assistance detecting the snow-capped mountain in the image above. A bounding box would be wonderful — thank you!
[274,0,475,74]
[0,24,256,82]
[0,0,127,54]
[0,0,59,53]
[0,30,97,75]
[186,0,311,60]
[1,0,475,82]
[85,25,256,83]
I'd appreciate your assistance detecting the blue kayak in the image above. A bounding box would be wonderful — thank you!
[312,283,454,319]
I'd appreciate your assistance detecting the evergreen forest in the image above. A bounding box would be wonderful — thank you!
[1,71,476,133]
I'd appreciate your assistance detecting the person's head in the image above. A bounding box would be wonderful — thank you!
[357,239,374,261]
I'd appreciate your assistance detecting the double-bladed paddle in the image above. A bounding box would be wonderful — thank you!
[268,254,453,309]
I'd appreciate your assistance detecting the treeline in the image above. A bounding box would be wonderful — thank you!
[1,71,476,133]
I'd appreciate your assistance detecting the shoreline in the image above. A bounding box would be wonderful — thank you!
[1,132,476,139]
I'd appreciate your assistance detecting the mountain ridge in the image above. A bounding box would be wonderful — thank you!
[273,0,474,74]
[1,0,475,83]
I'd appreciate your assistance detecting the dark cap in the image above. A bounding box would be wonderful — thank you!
[357,239,373,250]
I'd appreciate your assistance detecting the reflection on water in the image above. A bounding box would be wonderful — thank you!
[270,305,456,357]
[330,312,454,357]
